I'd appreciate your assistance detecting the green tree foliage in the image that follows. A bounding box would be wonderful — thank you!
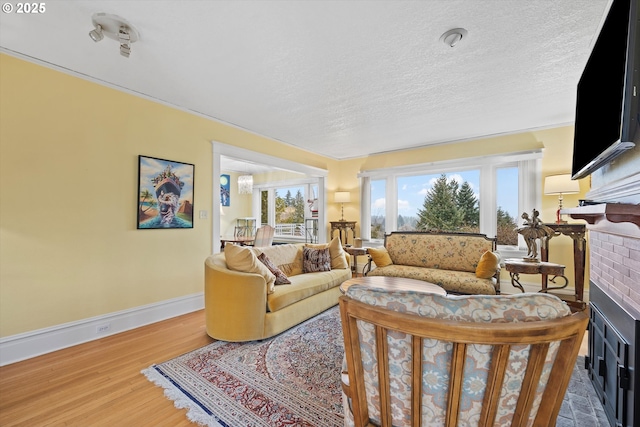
[416,174,464,231]
[457,181,479,227]
[276,189,306,224]
[414,173,517,240]
[497,206,518,245]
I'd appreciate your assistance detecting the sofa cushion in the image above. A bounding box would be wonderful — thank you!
[258,244,303,277]
[303,247,331,272]
[475,250,500,279]
[225,243,276,293]
[306,236,349,269]
[368,264,497,295]
[267,268,350,312]
[257,253,291,285]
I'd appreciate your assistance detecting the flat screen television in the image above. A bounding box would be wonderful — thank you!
[571,0,639,180]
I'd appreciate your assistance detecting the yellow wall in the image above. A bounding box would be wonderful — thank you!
[0,54,590,339]
[0,55,332,337]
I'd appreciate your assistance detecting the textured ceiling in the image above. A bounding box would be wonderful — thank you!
[0,0,610,161]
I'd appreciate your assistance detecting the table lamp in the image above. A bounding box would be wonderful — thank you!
[544,174,580,224]
[334,191,351,221]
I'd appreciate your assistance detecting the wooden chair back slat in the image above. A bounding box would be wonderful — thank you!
[478,345,510,425]
[411,336,422,427]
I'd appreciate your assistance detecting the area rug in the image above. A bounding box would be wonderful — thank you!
[142,307,344,427]
[143,306,606,427]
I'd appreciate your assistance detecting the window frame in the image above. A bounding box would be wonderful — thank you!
[358,151,542,254]
[254,179,319,241]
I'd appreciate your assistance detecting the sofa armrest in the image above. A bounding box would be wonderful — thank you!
[493,266,501,294]
[362,255,373,276]
[204,256,268,341]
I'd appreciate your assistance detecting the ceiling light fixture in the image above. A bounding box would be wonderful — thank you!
[89,24,103,42]
[440,28,468,47]
[238,175,253,194]
[89,13,139,58]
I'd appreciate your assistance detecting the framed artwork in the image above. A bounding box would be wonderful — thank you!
[137,155,194,229]
[220,174,230,206]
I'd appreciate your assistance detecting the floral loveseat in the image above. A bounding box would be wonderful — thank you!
[364,231,501,295]
[204,238,351,341]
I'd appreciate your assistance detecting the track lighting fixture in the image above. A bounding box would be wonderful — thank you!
[88,13,139,58]
[88,24,103,42]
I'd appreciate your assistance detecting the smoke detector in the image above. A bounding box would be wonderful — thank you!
[440,28,468,47]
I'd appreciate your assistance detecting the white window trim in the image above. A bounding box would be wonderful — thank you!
[358,150,542,255]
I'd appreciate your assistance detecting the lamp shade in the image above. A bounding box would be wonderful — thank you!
[544,174,580,195]
[334,191,351,203]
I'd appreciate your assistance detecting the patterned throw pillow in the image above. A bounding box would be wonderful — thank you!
[305,236,349,269]
[258,253,291,285]
[303,247,331,273]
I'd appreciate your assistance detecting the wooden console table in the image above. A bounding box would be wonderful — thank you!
[540,223,586,311]
[330,220,356,245]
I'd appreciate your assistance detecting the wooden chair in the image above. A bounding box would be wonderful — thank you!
[339,287,588,427]
[252,225,275,247]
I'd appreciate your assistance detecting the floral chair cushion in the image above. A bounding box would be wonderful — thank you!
[342,287,571,427]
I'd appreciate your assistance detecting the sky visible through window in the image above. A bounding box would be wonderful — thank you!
[371,169,519,222]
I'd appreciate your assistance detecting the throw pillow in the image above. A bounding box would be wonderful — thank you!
[476,250,500,279]
[258,252,291,285]
[306,236,349,269]
[368,247,393,267]
[224,243,277,293]
[303,247,331,273]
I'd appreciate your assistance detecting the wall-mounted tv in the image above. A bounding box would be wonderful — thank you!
[571,0,639,180]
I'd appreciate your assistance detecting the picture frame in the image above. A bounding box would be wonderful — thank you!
[220,174,230,206]
[137,155,194,229]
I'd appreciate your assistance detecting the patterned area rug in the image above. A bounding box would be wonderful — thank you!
[142,307,344,427]
[143,306,606,427]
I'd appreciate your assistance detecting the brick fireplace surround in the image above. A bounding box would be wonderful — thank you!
[566,204,640,427]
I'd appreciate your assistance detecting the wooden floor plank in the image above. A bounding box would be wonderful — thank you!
[0,310,212,427]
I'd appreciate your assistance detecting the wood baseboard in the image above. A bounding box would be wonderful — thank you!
[0,292,204,366]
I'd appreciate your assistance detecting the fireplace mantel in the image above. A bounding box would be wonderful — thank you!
[562,203,640,238]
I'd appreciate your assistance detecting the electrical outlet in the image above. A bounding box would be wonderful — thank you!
[96,323,111,334]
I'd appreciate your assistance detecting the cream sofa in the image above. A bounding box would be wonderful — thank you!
[204,239,351,341]
[364,231,501,295]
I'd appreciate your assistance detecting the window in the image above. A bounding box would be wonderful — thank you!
[397,170,480,233]
[259,182,318,239]
[359,152,541,251]
[370,179,386,239]
[496,166,519,245]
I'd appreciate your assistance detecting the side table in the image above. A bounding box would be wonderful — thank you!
[504,258,568,294]
[344,246,368,276]
[505,258,585,311]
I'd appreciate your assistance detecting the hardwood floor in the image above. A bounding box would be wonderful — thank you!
[0,310,213,427]
[0,307,590,427]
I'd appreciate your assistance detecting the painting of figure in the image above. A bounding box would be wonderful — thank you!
[220,174,230,206]
[137,155,194,229]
